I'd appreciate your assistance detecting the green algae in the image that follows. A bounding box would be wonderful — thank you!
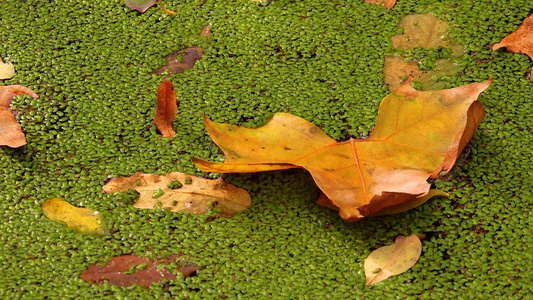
[0,0,532,298]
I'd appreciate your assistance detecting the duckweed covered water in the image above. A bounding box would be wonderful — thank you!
[1,0,532,298]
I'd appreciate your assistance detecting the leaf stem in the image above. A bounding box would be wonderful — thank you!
[159,0,176,16]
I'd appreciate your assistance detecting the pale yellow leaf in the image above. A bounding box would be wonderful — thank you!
[42,198,109,237]
[0,58,15,80]
[364,234,422,285]
[102,172,251,217]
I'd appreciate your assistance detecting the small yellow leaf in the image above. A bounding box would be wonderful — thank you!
[42,198,109,237]
[0,58,15,80]
[102,172,251,217]
[364,234,422,285]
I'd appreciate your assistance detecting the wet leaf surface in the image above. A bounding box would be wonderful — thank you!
[153,47,205,75]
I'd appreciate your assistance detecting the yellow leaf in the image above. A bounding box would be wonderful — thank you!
[364,234,422,285]
[102,172,251,217]
[0,58,15,80]
[42,198,109,237]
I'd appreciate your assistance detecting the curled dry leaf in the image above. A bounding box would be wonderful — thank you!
[42,198,109,237]
[493,14,533,80]
[192,80,491,221]
[0,85,38,147]
[364,0,396,9]
[364,234,422,285]
[80,254,200,287]
[0,58,15,79]
[153,47,205,75]
[154,80,178,138]
[124,0,157,13]
[103,172,251,217]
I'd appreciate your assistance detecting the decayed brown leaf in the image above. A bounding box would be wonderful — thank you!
[80,254,200,287]
[364,235,422,285]
[154,80,178,138]
[493,14,533,80]
[153,47,205,75]
[192,80,491,221]
[0,85,38,148]
[364,0,396,9]
[200,25,213,38]
[103,172,251,217]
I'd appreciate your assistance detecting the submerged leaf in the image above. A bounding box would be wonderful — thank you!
[0,85,39,147]
[80,254,200,287]
[364,235,422,285]
[42,198,109,237]
[124,0,157,13]
[153,47,205,75]
[154,80,178,138]
[493,14,533,80]
[0,58,15,79]
[193,80,491,221]
[385,14,465,91]
[103,172,251,217]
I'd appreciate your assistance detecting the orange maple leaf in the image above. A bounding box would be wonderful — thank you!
[493,14,533,80]
[0,85,38,148]
[154,80,178,138]
[192,80,491,221]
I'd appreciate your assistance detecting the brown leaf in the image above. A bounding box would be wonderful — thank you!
[153,47,205,75]
[365,0,396,9]
[154,80,178,138]
[80,254,200,287]
[493,14,533,80]
[102,172,251,217]
[364,235,422,285]
[192,80,491,221]
[200,25,213,38]
[0,85,38,147]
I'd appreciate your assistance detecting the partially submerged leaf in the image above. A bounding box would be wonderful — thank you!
[364,0,396,9]
[0,85,39,147]
[200,25,213,38]
[385,14,465,91]
[154,80,178,138]
[364,235,422,285]
[493,14,533,80]
[193,80,491,221]
[153,47,205,75]
[80,254,200,287]
[42,198,109,237]
[103,172,251,217]
[0,58,15,79]
[124,0,157,13]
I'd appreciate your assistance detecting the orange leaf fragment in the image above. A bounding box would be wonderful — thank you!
[365,0,396,9]
[80,254,200,287]
[0,85,38,148]
[493,14,533,80]
[192,80,491,221]
[364,234,422,285]
[154,80,178,138]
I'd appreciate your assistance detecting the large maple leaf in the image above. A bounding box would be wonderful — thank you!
[192,80,491,221]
